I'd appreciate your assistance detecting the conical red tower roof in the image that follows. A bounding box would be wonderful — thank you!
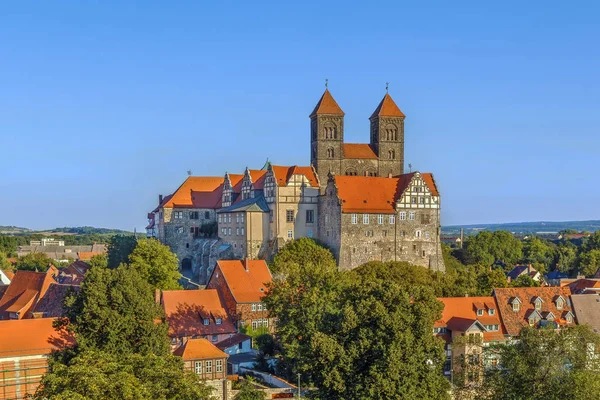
[310,89,344,117]
[370,93,405,119]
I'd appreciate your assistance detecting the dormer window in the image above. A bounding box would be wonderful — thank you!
[203,318,210,326]
[476,309,484,317]
[512,298,521,312]
[534,298,543,311]
[556,297,564,310]
[216,318,222,325]
[566,312,574,324]
[545,313,555,322]
[489,308,495,316]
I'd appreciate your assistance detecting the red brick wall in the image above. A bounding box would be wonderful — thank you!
[207,265,238,320]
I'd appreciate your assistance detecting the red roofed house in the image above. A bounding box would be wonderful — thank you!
[434,297,507,383]
[0,318,73,399]
[207,260,274,332]
[159,289,237,348]
[319,172,444,271]
[492,287,576,337]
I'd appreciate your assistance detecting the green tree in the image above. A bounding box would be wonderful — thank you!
[88,253,108,269]
[476,267,508,295]
[554,241,578,274]
[62,264,170,356]
[583,231,600,252]
[0,251,12,271]
[522,237,554,273]
[15,252,54,271]
[578,249,600,277]
[35,349,212,400]
[233,379,267,400]
[128,238,181,290]
[510,274,540,287]
[107,234,137,269]
[480,325,600,400]
[463,231,522,267]
[271,237,336,274]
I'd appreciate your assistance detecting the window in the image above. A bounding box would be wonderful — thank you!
[263,303,267,311]
[206,360,213,373]
[556,298,564,310]
[204,211,210,219]
[176,227,184,234]
[399,212,406,221]
[241,228,245,236]
[512,302,520,312]
[216,318,222,325]
[534,299,542,310]
[287,230,293,239]
[286,210,294,223]
[252,320,258,330]
[325,215,329,225]
[216,359,223,373]
[409,212,415,221]
[411,197,417,204]
[241,214,245,223]
[252,304,256,312]
[425,232,430,240]
[327,147,335,158]
[351,214,358,224]
[416,230,421,238]
[306,209,314,223]
[189,211,199,219]
[566,313,573,324]
[228,214,232,223]
[236,214,240,223]
[174,211,184,219]
[363,214,369,224]
[212,335,218,342]
[307,229,313,238]
[263,319,269,328]
[377,214,383,224]
[218,215,222,223]
[489,309,495,316]
[389,215,395,224]
[419,197,424,204]
[195,361,202,375]
[228,228,232,236]
[203,318,210,326]
[236,228,239,236]
[269,210,273,222]
[433,327,448,334]
[477,309,484,316]
[258,304,263,311]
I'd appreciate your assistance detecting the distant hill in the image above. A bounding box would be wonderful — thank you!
[0,226,134,236]
[442,220,600,236]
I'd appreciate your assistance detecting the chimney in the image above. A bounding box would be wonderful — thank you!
[243,259,249,272]
[155,289,161,304]
[527,264,532,274]
[159,194,163,204]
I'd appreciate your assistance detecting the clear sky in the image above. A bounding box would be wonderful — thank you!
[1,1,599,231]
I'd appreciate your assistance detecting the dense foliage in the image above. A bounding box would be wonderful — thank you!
[476,325,600,400]
[128,238,181,290]
[233,379,267,400]
[107,234,137,269]
[14,252,55,271]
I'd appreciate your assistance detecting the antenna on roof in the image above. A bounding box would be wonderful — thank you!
[187,170,192,176]
[408,163,412,173]
[386,82,389,93]
[325,78,328,89]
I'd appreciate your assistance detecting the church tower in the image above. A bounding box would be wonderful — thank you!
[369,92,405,177]
[310,89,345,186]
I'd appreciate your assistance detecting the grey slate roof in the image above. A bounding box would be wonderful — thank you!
[571,294,600,334]
[217,196,269,213]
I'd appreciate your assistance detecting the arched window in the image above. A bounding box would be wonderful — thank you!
[323,123,337,140]
[385,124,398,141]
[345,169,357,176]
[388,150,395,160]
[327,148,335,158]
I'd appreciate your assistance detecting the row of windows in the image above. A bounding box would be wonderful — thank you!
[173,211,211,220]
[202,317,222,326]
[285,210,314,223]
[194,359,223,375]
[251,303,268,312]
[251,319,270,330]
[218,213,245,224]
[409,196,432,205]
[349,212,432,225]
[221,227,245,236]
[345,170,378,176]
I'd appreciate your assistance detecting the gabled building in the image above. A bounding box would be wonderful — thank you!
[159,289,237,347]
[434,297,507,381]
[319,172,444,271]
[506,265,542,283]
[493,287,575,337]
[0,318,73,400]
[206,260,273,332]
[570,294,600,334]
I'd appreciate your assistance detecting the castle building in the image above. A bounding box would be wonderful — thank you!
[148,87,445,279]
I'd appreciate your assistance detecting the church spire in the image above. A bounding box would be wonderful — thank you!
[309,89,345,117]
[370,93,405,119]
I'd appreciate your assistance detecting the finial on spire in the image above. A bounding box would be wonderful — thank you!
[325,78,328,89]
[187,169,192,176]
[408,163,412,173]
[386,82,389,93]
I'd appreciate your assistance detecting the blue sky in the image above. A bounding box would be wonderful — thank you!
[1,1,598,230]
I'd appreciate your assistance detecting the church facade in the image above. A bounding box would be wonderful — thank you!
[147,88,445,279]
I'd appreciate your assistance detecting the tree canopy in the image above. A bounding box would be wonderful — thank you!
[463,231,523,266]
[128,238,181,290]
[271,237,336,274]
[233,379,267,400]
[107,234,137,269]
[14,252,54,271]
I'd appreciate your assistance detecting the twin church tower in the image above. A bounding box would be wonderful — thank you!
[310,88,406,185]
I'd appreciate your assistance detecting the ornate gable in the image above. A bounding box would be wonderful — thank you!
[396,172,440,210]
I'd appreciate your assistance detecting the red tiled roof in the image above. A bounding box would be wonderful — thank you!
[334,175,405,214]
[370,93,405,118]
[271,165,319,188]
[435,297,507,342]
[161,289,236,338]
[77,251,103,261]
[173,338,228,360]
[33,284,78,317]
[215,333,252,350]
[0,270,55,319]
[493,287,575,337]
[343,144,378,160]
[214,260,272,303]
[164,177,225,208]
[2,270,14,280]
[310,89,344,117]
[0,318,73,358]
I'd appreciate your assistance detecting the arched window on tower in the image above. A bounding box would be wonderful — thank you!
[327,147,335,158]
[324,123,337,140]
[386,124,398,141]
[389,149,395,160]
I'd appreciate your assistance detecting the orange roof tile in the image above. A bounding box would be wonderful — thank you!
[2,270,14,280]
[0,318,73,358]
[214,260,272,303]
[173,338,228,360]
[163,177,225,208]
[271,165,319,188]
[370,93,405,118]
[309,89,344,117]
[435,297,507,342]
[161,289,236,338]
[343,144,378,160]
[493,287,575,336]
[77,251,104,261]
[422,173,440,196]
[0,270,55,319]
